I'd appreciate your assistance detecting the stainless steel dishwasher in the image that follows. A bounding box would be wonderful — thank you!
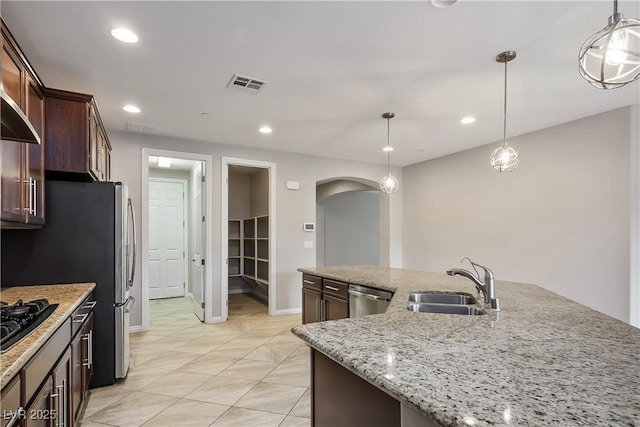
[348,284,393,318]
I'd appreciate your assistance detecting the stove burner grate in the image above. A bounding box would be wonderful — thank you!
[0,299,58,353]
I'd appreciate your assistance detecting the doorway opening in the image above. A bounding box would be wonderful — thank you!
[221,157,276,320]
[141,148,213,331]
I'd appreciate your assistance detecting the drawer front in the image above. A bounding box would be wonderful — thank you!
[323,279,348,299]
[22,318,71,402]
[71,294,95,337]
[302,274,322,291]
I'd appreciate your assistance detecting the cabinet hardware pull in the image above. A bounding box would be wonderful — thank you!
[82,330,94,369]
[5,406,23,427]
[325,285,340,292]
[23,178,33,214]
[303,280,315,285]
[82,301,97,309]
[60,379,67,427]
[32,178,37,215]
[73,313,88,323]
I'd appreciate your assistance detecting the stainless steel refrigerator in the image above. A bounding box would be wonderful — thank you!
[1,180,136,387]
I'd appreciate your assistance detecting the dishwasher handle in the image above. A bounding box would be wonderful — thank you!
[348,288,391,301]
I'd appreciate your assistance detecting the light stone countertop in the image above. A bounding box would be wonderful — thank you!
[291,265,640,427]
[0,283,95,388]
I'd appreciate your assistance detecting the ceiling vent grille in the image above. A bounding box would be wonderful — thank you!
[227,74,267,93]
[126,122,159,134]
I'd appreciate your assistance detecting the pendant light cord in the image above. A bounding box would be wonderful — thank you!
[502,58,508,148]
[613,0,618,16]
[387,117,391,174]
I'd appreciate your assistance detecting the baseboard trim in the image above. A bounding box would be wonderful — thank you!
[206,315,227,324]
[274,307,302,315]
[129,325,143,333]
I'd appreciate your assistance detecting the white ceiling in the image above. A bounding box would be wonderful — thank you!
[3,1,639,167]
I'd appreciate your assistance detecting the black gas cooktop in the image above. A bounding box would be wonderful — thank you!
[0,299,58,353]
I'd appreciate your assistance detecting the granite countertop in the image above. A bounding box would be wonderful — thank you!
[0,283,95,388]
[292,265,640,426]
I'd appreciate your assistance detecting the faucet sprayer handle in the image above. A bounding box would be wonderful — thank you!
[460,257,494,281]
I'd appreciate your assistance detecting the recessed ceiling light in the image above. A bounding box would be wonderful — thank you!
[158,157,172,168]
[430,0,458,8]
[111,28,138,44]
[123,105,141,113]
[383,146,394,152]
[259,126,272,134]
[460,116,476,124]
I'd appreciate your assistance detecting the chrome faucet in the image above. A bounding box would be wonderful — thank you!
[446,257,500,311]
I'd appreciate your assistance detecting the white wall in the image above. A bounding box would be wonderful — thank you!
[228,171,250,219]
[318,191,380,266]
[109,131,402,326]
[630,105,639,327]
[403,107,633,322]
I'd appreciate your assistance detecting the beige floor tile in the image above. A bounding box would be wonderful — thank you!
[184,376,257,406]
[282,346,310,366]
[280,415,311,427]
[141,399,228,426]
[178,353,238,376]
[234,382,306,414]
[143,350,200,370]
[83,383,133,418]
[262,363,310,387]
[218,359,278,381]
[143,336,193,351]
[176,339,222,354]
[86,391,178,427]
[210,407,285,427]
[79,421,114,427]
[243,343,299,363]
[120,366,174,391]
[289,388,310,418]
[138,370,212,398]
[208,337,269,358]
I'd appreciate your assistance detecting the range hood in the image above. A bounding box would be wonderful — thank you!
[1,88,41,145]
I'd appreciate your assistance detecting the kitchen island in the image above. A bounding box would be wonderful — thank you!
[291,266,640,426]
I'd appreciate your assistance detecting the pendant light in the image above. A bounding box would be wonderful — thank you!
[490,51,520,173]
[579,0,640,89]
[379,112,399,194]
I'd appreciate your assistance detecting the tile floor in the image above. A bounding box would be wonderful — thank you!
[81,294,310,427]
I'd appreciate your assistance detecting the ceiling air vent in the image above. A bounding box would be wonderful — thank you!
[126,122,159,134]
[227,74,267,93]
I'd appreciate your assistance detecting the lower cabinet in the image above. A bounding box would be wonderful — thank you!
[302,275,349,324]
[0,293,95,427]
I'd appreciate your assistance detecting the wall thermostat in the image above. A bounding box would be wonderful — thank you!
[303,223,315,232]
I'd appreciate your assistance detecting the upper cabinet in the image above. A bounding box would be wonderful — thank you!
[43,88,111,182]
[1,20,45,228]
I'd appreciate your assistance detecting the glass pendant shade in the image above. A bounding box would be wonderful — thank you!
[379,174,399,194]
[490,143,520,172]
[379,112,398,194]
[579,5,640,89]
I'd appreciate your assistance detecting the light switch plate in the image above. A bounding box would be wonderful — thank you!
[286,181,300,190]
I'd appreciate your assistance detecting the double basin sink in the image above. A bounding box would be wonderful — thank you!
[406,292,486,315]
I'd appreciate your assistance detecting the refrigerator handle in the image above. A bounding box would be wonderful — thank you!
[128,198,137,289]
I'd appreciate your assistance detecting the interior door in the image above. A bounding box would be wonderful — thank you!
[190,162,205,321]
[148,179,185,299]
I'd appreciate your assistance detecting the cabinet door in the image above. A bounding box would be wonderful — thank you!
[71,330,83,423]
[83,313,94,392]
[324,294,349,321]
[25,74,45,225]
[0,376,22,427]
[88,106,98,180]
[51,348,71,427]
[303,288,322,324]
[1,40,25,223]
[24,375,54,427]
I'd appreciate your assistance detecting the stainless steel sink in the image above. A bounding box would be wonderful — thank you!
[408,292,476,305]
[406,303,486,315]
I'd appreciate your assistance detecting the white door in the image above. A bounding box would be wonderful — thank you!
[148,179,186,299]
[190,162,205,321]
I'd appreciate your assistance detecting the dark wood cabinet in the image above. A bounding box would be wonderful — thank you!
[24,375,54,427]
[302,274,349,324]
[71,311,93,425]
[0,376,21,427]
[43,88,111,182]
[1,20,45,228]
[51,348,71,427]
